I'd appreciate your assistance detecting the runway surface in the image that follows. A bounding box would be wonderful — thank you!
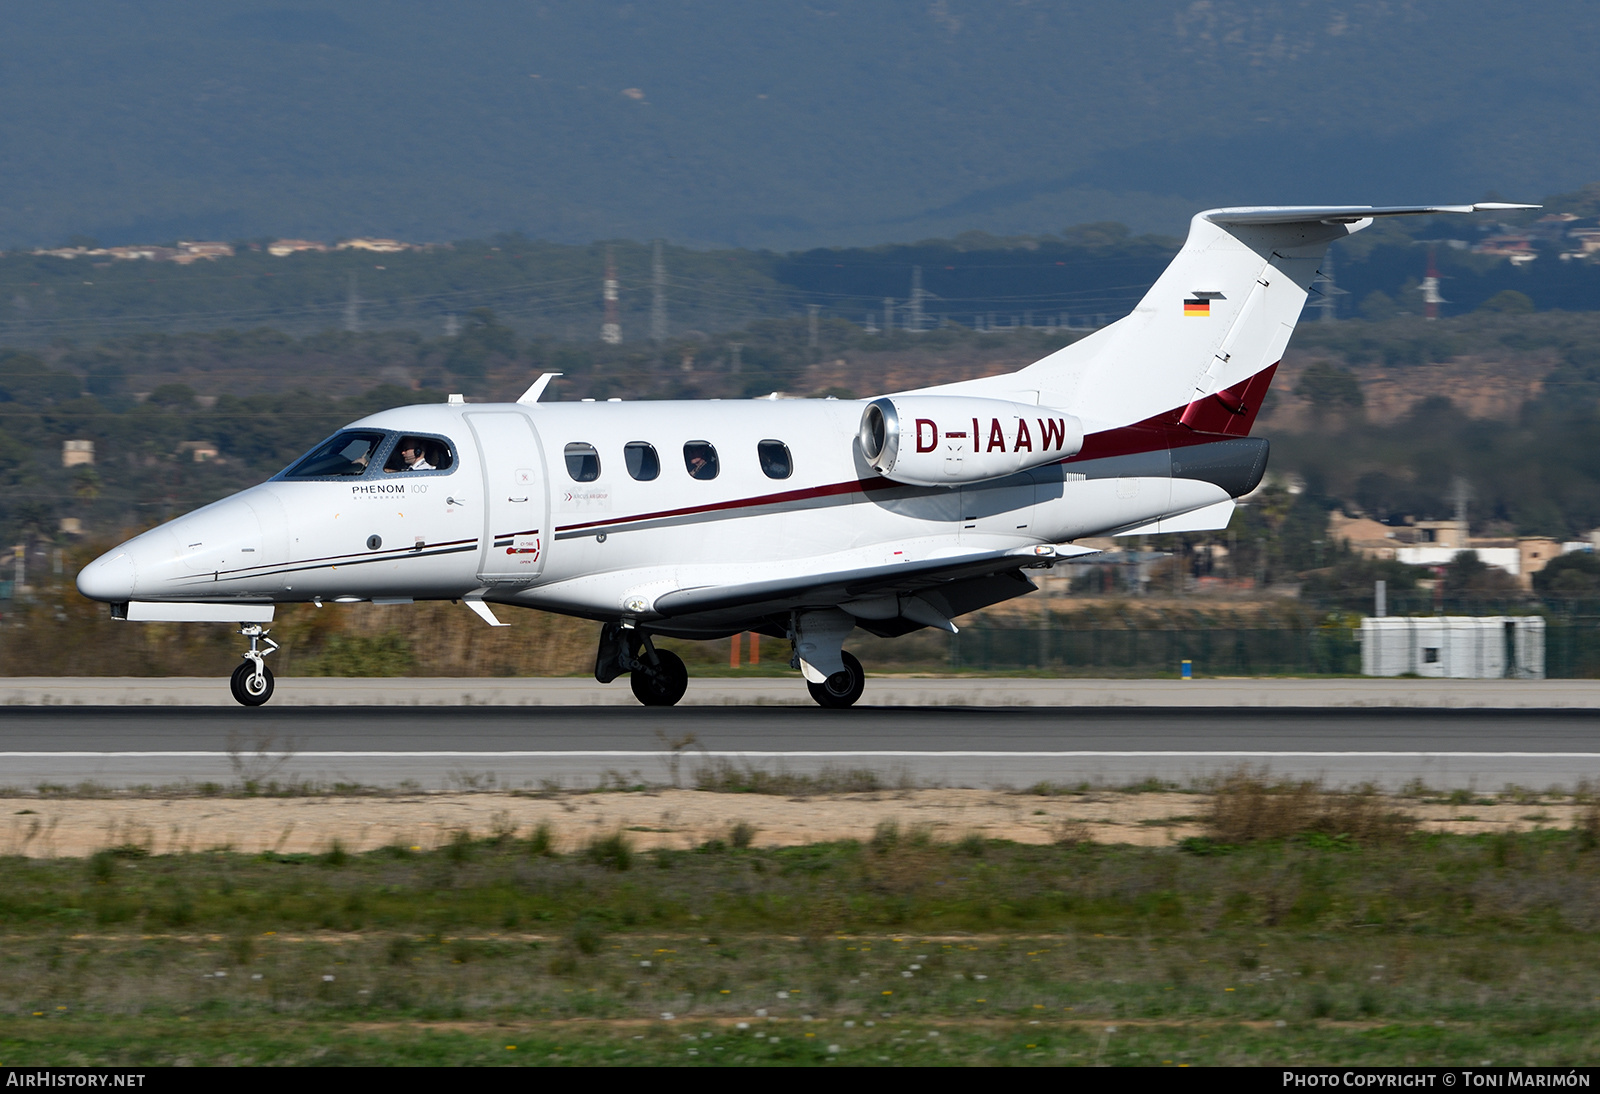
[8,676,1600,708]
[2,705,1598,791]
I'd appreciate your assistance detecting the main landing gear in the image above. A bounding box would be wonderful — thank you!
[792,608,865,710]
[594,623,689,707]
[230,623,278,707]
[806,651,865,710]
[595,610,868,710]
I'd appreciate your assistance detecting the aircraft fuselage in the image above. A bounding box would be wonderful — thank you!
[76,397,1246,631]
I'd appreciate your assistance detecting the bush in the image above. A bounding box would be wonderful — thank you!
[585,831,632,871]
[526,822,555,857]
[1207,771,1414,845]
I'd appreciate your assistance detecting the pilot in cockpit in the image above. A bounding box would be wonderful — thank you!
[388,438,435,472]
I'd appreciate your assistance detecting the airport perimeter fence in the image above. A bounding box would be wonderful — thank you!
[928,623,1363,677]
[914,617,1600,677]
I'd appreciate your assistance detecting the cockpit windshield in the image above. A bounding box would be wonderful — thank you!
[282,431,388,478]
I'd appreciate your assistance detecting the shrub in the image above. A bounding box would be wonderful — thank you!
[1207,771,1414,845]
[585,831,632,871]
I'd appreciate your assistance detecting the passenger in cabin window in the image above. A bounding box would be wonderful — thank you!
[684,441,719,480]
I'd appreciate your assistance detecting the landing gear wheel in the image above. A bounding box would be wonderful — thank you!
[807,651,865,710]
[230,662,275,707]
[630,649,689,707]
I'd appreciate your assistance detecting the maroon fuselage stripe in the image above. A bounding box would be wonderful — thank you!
[555,476,899,534]
[552,362,1278,534]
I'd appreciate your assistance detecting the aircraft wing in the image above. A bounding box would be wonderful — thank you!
[650,543,1095,622]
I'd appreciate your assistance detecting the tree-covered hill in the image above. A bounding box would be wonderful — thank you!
[3,189,1598,347]
[2,2,1597,251]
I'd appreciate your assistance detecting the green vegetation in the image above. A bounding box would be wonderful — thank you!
[2,782,1599,1065]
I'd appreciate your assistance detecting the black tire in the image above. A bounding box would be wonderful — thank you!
[230,662,275,707]
[630,649,689,707]
[807,651,865,709]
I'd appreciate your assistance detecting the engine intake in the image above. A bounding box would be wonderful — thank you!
[859,396,1083,487]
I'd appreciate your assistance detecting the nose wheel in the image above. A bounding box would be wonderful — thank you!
[230,623,279,707]
[231,661,275,706]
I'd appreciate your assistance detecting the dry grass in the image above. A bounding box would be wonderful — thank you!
[1206,770,1416,846]
[1579,799,1600,851]
[691,758,896,796]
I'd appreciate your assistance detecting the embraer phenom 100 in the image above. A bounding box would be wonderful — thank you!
[77,203,1531,707]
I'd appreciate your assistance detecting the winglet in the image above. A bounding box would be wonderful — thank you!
[517,372,563,405]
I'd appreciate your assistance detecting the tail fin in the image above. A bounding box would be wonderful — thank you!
[910,203,1533,435]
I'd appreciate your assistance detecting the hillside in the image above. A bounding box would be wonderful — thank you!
[4,192,1598,348]
[2,3,1597,250]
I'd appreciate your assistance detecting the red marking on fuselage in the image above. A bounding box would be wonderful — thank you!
[555,477,897,534]
[986,418,1006,452]
[1038,417,1067,450]
[553,363,1280,533]
[1066,362,1278,463]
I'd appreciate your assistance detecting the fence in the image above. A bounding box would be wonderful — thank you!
[856,623,1363,677]
[861,616,1600,678]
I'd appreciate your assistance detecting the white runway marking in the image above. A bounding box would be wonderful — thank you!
[5,751,1600,760]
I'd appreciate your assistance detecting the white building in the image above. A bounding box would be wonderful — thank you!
[1360,616,1544,679]
[1395,545,1522,575]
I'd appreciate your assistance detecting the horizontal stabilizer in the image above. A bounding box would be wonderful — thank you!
[1206,203,1538,226]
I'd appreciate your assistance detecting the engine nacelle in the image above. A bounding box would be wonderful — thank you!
[858,396,1084,487]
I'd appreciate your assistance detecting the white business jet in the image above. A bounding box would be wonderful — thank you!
[77,202,1531,707]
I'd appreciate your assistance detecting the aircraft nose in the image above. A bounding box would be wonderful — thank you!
[77,548,137,603]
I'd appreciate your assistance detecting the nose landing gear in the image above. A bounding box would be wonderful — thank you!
[230,623,278,707]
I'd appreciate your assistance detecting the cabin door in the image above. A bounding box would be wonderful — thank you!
[465,411,549,585]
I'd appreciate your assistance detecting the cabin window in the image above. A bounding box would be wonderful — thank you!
[683,441,719,480]
[624,441,660,481]
[383,435,454,473]
[283,430,388,478]
[758,440,792,480]
[564,442,601,482]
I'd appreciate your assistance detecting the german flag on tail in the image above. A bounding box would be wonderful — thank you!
[1183,297,1210,317]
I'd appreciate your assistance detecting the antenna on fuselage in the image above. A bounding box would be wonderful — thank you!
[517,372,563,404]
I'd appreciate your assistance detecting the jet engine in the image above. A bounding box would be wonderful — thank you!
[858,396,1084,487]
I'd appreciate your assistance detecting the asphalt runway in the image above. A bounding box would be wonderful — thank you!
[2,705,1599,792]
